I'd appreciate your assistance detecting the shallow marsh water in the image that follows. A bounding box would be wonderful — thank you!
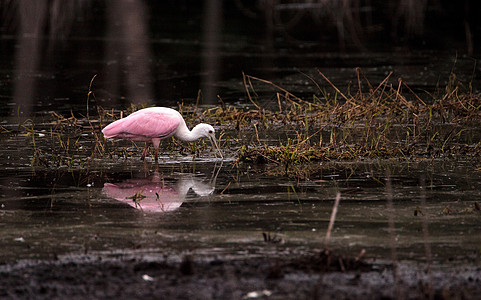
[1,144,480,267]
[1,2,481,298]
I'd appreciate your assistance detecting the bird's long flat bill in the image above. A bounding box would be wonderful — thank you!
[209,135,223,159]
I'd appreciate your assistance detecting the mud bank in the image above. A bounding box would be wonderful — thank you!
[1,250,480,299]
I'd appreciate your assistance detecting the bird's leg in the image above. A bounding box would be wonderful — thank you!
[141,143,150,160]
[152,138,161,164]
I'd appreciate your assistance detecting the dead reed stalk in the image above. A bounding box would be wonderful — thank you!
[324,192,341,249]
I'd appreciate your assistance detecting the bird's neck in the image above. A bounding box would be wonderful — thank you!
[174,122,200,142]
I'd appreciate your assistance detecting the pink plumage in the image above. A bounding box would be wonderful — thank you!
[102,107,181,141]
[102,107,223,163]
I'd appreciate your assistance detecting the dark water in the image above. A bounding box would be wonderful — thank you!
[1,153,481,265]
[0,2,481,268]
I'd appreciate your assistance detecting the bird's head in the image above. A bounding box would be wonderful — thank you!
[194,124,216,138]
[193,124,223,159]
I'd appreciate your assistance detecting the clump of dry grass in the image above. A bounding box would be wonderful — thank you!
[20,68,481,169]
[228,69,481,166]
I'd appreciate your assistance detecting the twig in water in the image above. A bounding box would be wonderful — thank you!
[317,70,354,105]
[402,80,426,106]
[245,74,310,106]
[86,74,97,120]
[324,192,341,249]
[242,72,261,110]
[364,71,393,103]
[220,182,231,195]
[253,124,261,144]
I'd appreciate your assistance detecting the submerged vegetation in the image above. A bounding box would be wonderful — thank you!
[10,69,481,171]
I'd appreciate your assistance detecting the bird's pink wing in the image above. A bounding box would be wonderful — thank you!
[103,109,181,140]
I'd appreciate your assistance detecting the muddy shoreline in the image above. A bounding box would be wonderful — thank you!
[1,249,480,299]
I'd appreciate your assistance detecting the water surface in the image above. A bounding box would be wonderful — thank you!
[1,0,480,272]
[1,153,480,267]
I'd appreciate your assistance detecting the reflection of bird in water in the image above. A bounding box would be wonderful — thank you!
[103,166,220,213]
[102,107,223,163]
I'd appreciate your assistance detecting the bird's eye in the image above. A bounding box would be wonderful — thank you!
[208,130,213,134]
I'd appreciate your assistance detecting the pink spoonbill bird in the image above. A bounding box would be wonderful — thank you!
[102,107,223,162]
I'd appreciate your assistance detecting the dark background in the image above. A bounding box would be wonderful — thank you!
[0,0,480,118]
